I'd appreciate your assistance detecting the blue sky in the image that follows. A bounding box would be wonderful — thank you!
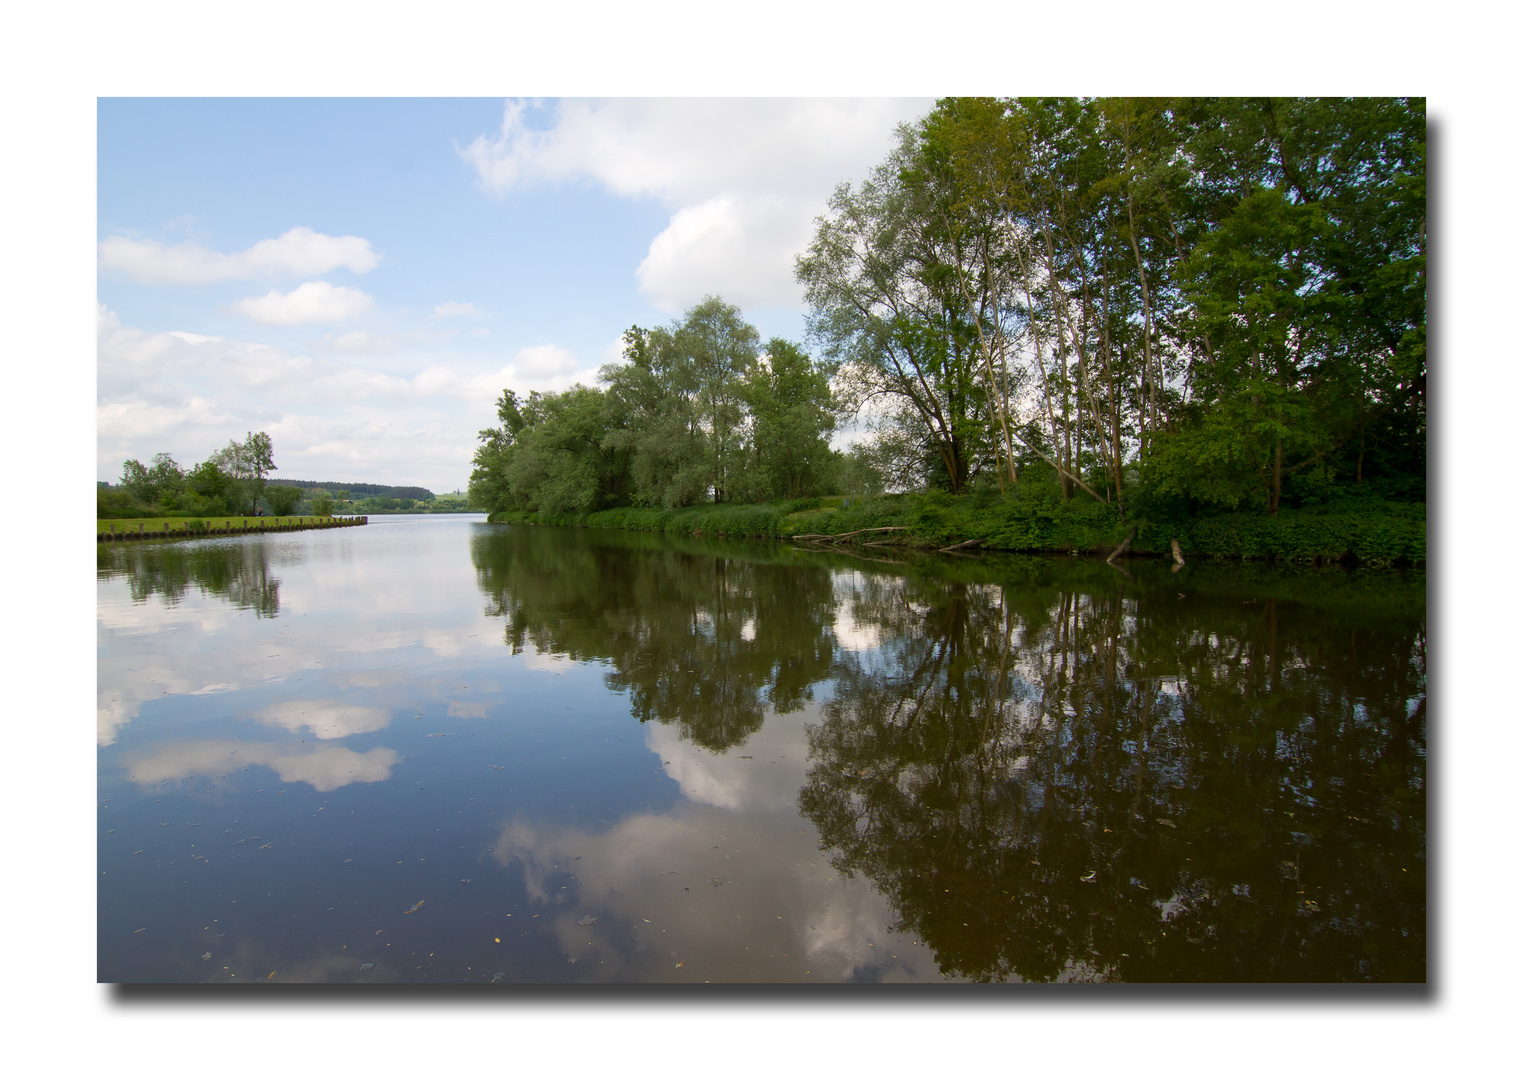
[97,98,931,493]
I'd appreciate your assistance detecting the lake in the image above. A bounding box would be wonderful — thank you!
[97,514,1426,983]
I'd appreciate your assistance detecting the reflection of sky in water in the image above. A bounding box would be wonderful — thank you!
[98,517,1425,984]
[96,517,942,983]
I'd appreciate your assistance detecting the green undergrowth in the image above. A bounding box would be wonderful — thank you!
[487,490,1425,566]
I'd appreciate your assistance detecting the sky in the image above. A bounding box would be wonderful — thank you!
[97,98,933,494]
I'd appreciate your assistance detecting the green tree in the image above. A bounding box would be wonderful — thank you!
[797,127,1001,494]
[266,485,303,516]
[211,431,277,514]
[600,325,707,508]
[740,338,837,500]
[119,451,186,507]
[599,302,763,509]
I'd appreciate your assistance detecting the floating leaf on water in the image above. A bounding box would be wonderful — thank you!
[134,928,147,934]
[201,952,212,961]
[233,836,261,846]
[1080,870,1097,882]
[359,963,375,972]
[1157,818,1176,828]
[708,877,724,887]
[490,765,504,770]
[426,733,447,738]
[460,879,472,885]
[491,971,506,983]
[577,915,597,927]
[404,900,426,914]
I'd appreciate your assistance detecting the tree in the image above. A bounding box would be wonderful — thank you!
[120,452,186,507]
[741,338,837,500]
[266,485,303,516]
[211,431,277,514]
[598,302,761,508]
[798,126,1006,494]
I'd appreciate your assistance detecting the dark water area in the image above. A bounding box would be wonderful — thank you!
[97,516,1425,983]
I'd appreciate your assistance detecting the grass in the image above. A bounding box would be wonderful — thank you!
[487,488,1426,566]
[97,515,350,536]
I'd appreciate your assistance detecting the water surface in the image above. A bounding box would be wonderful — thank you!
[97,516,1425,983]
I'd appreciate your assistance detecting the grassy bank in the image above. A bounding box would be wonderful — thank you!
[97,515,362,540]
[487,491,1425,566]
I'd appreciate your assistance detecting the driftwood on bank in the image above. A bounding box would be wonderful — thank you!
[937,538,986,554]
[791,526,909,544]
[1171,537,1187,568]
[1106,526,1138,565]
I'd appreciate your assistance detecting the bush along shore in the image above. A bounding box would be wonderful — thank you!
[97,515,368,543]
[486,492,1425,567]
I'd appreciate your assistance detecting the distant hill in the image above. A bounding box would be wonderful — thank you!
[280,480,436,501]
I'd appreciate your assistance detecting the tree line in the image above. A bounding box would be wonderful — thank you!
[471,97,1424,520]
[99,432,323,518]
[470,296,866,515]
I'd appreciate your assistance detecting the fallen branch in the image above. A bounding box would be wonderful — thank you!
[1106,526,1138,565]
[937,538,986,554]
[826,526,909,543]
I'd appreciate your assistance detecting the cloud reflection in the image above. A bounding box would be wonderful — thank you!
[254,700,391,739]
[485,705,941,982]
[124,739,401,792]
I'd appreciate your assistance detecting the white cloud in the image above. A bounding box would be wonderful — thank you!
[635,193,813,311]
[322,330,396,353]
[512,343,579,379]
[95,306,597,491]
[229,281,374,325]
[461,98,932,312]
[433,301,484,318]
[99,226,382,284]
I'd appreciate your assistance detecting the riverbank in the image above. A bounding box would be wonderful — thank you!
[97,515,368,543]
[487,492,1426,566]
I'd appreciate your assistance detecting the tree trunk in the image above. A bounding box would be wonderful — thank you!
[1271,437,1283,515]
[1107,526,1138,565]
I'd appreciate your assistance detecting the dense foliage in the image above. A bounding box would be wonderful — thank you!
[102,431,278,519]
[798,96,1425,514]
[470,297,843,515]
[470,98,1423,540]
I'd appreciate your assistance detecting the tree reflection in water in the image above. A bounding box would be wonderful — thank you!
[471,525,1425,982]
[803,563,1425,982]
[471,526,837,751]
[97,538,283,617]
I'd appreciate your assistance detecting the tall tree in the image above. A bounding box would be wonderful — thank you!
[741,337,837,501]
[797,128,995,494]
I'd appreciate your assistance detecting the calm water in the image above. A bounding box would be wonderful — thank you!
[97,516,1426,983]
